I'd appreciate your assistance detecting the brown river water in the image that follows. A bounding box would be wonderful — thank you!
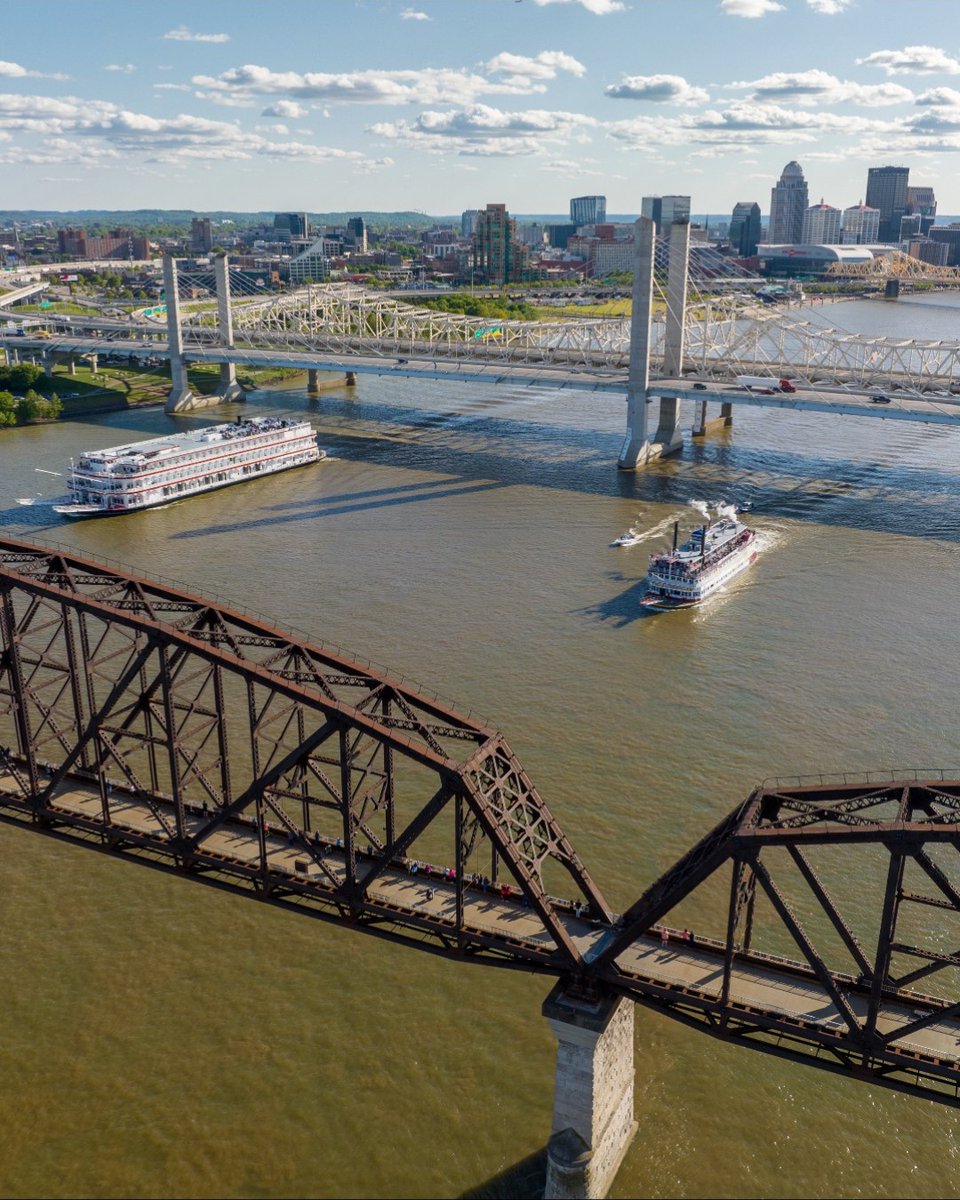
[2,294,960,1198]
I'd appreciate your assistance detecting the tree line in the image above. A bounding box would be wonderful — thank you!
[0,363,62,427]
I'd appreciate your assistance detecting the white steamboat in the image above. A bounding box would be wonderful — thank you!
[53,417,324,518]
[642,507,758,611]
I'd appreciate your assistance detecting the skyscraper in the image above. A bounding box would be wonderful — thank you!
[801,201,841,245]
[865,166,909,242]
[841,203,880,245]
[641,195,690,234]
[728,201,761,257]
[191,217,213,253]
[768,162,808,244]
[472,203,528,285]
[906,185,937,236]
[273,212,308,241]
[570,195,606,226]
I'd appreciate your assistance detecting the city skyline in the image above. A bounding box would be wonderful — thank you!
[4,0,960,214]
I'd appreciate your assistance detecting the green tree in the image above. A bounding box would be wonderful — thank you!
[9,363,45,392]
[0,390,17,427]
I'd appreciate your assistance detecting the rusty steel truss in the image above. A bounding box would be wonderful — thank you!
[4,537,960,1106]
[0,536,608,972]
[593,777,960,1105]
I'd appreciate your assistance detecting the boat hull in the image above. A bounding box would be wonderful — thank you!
[642,542,758,611]
[53,453,322,519]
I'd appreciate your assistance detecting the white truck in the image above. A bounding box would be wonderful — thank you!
[735,376,796,393]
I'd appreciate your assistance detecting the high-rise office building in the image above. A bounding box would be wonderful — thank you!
[570,195,606,226]
[865,165,909,242]
[906,185,937,236]
[728,201,761,257]
[768,162,808,244]
[472,203,529,285]
[273,212,308,241]
[841,202,880,245]
[461,209,479,238]
[801,201,841,245]
[640,195,691,234]
[928,225,960,266]
[191,217,213,253]
[346,216,367,252]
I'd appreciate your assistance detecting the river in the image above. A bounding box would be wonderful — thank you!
[1,293,960,1198]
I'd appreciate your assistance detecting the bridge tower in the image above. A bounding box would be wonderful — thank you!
[214,255,245,402]
[618,219,690,469]
[162,254,196,413]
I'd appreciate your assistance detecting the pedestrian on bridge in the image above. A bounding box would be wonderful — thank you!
[660,927,669,950]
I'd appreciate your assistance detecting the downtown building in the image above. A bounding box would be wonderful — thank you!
[569,195,606,227]
[865,165,909,242]
[801,202,841,245]
[472,203,530,285]
[640,194,690,234]
[769,162,808,245]
[841,203,880,245]
[728,201,761,257]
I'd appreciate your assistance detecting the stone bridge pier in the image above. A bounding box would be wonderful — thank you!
[543,984,637,1199]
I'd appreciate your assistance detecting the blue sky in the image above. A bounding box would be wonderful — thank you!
[4,0,960,216]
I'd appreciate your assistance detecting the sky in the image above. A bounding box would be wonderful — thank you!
[4,0,960,218]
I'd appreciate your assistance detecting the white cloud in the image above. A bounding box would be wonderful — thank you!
[857,45,960,76]
[0,60,69,81]
[605,74,710,104]
[915,87,960,107]
[261,100,307,119]
[164,27,231,44]
[370,103,595,156]
[400,8,430,18]
[105,64,136,75]
[192,63,563,107]
[531,0,625,12]
[720,0,784,17]
[728,70,913,106]
[805,0,853,12]
[484,51,586,81]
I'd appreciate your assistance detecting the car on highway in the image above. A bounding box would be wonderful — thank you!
[692,382,708,390]
[871,394,891,404]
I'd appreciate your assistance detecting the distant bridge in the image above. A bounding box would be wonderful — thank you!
[4,536,960,1194]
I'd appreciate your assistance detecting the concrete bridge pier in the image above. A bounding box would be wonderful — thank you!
[307,368,355,394]
[543,983,637,1200]
[692,398,734,439]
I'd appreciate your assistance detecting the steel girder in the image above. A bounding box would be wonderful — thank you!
[592,777,960,1104]
[0,536,609,971]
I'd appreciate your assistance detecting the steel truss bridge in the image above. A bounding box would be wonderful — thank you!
[188,280,960,396]
[4,535,960,1109]
[7,260,960,396]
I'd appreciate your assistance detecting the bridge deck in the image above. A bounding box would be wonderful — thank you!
[4,768,959,1074]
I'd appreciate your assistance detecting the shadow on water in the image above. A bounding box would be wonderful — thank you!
[169,476,508,539]
[460,1147,547,1200]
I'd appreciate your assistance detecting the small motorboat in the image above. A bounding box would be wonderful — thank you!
[611,528,643,548]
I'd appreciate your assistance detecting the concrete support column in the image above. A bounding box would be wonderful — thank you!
[214,255,244,402]
[68,359,76,376]
[162,255,196,413]
[618,216,655,469]
[307,369,320,395]
[40,352,53,375]
[652,220,690,456]
[543,984,637,1200]
[721,401,733,426]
